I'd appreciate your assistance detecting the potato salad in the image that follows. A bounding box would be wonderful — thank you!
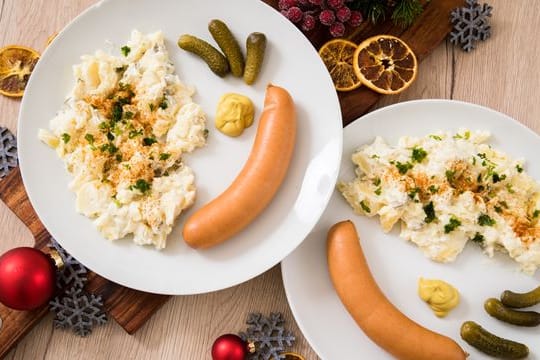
[38,30,207,249]
[338,129,540,274]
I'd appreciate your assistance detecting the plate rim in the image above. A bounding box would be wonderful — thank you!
[281,98,540,359]
[16,0,343,295]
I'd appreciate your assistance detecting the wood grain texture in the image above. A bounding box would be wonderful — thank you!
[1,0,539,359]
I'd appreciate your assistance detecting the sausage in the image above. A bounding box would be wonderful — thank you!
[182,84,296,248]
[327,220,467,360]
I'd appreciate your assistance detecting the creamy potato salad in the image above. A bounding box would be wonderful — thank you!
[38,30,207,249]
[338,129,540,274]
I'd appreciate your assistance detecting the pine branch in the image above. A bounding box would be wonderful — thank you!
[391,0,425,27]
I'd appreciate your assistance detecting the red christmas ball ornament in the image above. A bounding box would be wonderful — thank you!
[212,334,249,360]
[0,247,57,310]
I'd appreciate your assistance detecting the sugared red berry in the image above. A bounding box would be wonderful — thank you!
[286,6,304,23]
[301,14,317,31]
[348,10,363,27]
[278,0,297,10]
[327,0,345,9]
[329,22,345,37]
[319,9,336,26]
[336,6,351,22]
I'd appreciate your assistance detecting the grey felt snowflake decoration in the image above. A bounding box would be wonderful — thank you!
[0,126,18,178]
[48,238,88,289]
[239,313,295,360]
[450,0,492,52]
[50,287,108,337]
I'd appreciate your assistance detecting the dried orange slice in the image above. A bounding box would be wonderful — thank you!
[353,35,417,95]
[319,39,362,92]
[0,45,40,97]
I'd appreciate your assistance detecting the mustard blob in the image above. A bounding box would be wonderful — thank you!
[215,93,254,137]
[418,277,460,317]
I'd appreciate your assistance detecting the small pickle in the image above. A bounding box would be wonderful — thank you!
[460,321,529,359]
[484,298,540,326]
[208,19,245,77]
[215,93,254,137]
[501,286,540,308]
[177,34,229,77]
[244,32,266,85]
[418,278,460,317]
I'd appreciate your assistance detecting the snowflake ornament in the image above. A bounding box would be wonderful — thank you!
[239,313,295,360]
[450,0,492,52]
[0,126,18,178]
[50,287,108,337]
[48,239,88,289]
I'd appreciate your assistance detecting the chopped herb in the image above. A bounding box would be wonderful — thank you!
[472,156,477,165]
[533,210,540,218]
[453,133,463,139]
[370,154,380,159]
[128,129,143,139]
[477,185,485,192]
[149,103,155,111]
[61,133,71,144]
[84,133,94,145]
[159,153,171,161]
[106,132,115,141]
[429,135,442,141]
[428,185,439,194]
[477,153,487,159]
[477,173,483,183]
[374,187,382,196]
[99,121,110,130]
[423,202,436,223]
[143,137,157,146]
[203,129,209,138]
[500,201,509,209]
[158,98,168,110]
[395,161,413,175]
[99,143,118,154]
[492,173,506,183]
[373,178,381,186]
[360,200,371,213]
[494,206,503,214]
[111,102,123,122]
[444,216,461,234]
[123,163,131,170]
[516,164,524,173]
[130,179,151,194]
[111,196,121,208]
[411,147,428,163]
[472,233,485,243]
[124,111,134,120]
[445,170,456,183]
[506,183,515,193]
[115,154,123,162]
[408,187,420,200]
[453,131,471,140]
[115,65,127,73]
[121,45,131,57]
[478,213,496,226]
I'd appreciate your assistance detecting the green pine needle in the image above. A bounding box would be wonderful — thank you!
[391,0,425,28]
[349,0,425,27]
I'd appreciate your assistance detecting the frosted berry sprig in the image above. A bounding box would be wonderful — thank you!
[279,0,363,37]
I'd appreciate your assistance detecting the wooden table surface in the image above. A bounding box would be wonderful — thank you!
[1,0,539,359]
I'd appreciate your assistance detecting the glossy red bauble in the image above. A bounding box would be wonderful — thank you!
[211,334,248,360]
[0,247,56,310]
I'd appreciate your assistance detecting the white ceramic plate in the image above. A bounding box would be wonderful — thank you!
[17,0,342,294]
[282,100,540,359]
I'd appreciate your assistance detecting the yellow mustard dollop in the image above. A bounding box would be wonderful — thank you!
[215,93,254,137]
[418,277,460,317]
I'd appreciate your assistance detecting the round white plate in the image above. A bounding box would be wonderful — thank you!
[17,0,342,294]
[282,100,540,359]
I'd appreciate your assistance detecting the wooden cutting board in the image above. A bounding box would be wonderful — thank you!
[0,0,462,357]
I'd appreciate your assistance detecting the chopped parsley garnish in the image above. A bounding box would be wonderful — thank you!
[106,132,115,141]
[494,206,503,214]
[373,178,381,186]
[506,183,515,193]
[472,233,485,243]
[472,156,477,165]
[428,185,439,194]
[130,179,151,194]
[203,129,209,138]
[408,187,420,200]
[360,200,371,213]
[453,131,471,140]
[500,201,509,209]
[158,98,168,110]
[491,172,506,183]
[445,169,456,183]
[128,129,143,139]
[149,103,156,111]
[143,137,157,146]
[115,65,127,73]
[111,102,123,122]
[121,46,131,57]
[477,173,483,183]
[374,187,382,196]
[533,210,540,218]
[429,135,442,141]
[423,202,436,223]
[99,143,118,154]
[516,164,524,173]
[61,133,71,144]
[478,213,496,226]
[115,154,123,162]
[370,154,380,159]
[444,216,462,234]
[394,161,413,175]
[84,133,95,145]
[124,111,134,120]
[411,147,428,163]
[159,153,171,161]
